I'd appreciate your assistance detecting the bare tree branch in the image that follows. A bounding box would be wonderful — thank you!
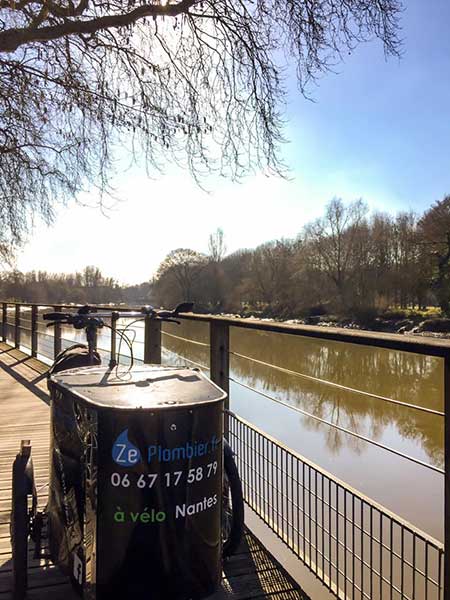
[0,0,402,260]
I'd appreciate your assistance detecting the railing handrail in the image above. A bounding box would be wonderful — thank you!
[2,300,450,357]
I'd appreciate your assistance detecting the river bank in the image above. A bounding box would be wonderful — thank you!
[214,310,450,338]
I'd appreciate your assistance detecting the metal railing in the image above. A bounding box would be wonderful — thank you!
[0,301,448,599]
[228,412,443,600]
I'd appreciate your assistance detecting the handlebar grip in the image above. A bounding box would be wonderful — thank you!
[43,312,68,321]
[174,302,194,315]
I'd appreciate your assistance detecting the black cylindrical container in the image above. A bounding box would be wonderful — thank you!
[47,365,226,600]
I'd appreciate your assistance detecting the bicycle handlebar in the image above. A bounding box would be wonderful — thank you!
[42,303,194,327]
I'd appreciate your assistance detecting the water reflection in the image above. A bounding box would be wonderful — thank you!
[161,321,444,540]
[161,323,443,469]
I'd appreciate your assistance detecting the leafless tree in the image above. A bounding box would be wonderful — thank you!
[0,0,402,256]
[303,198,368,308]
[418,196,450,314]
[208,228,226,263]
[155,247,207,301]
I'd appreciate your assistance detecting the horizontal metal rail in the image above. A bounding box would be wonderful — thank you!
[229,376,444,474]
[230,350,444,417]
[161,330,210,347]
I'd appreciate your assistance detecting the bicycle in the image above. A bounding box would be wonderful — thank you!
[10,303,244,600]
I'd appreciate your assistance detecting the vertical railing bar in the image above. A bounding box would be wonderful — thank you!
[291,453,294,555]
[258,429,263,523]
[14,303,20,348]
[278,447,282,538]
[309,465,312,569]
[53,305,62,359]
[412,533,416,600]
[322,474,325,581]
[380,513,383,600]
[361,499,364,600]
[1,303,6,342]
[109,315,117,367]
[252,428,256,513]
[336,482,340,595]
[266,435,269,529]
[246,420,250,506]
[352,494,356,600]
[329,478,332,588]
[302,463,306,564]
[344,489,348,598]
[248,426,252,507]
[260,432,265,523]
[425,542,429,600]
[287,451,290,543]
[390,519,394,600]
[31,305,38,357]
[277,446,280,537]
[400,525,404,600]
[273,437,276,534]
[370,505,373,600]
[271,440,274,534]
[240,420,245,500]
[315,469,319,573]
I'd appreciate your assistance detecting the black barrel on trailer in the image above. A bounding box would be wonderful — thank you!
[47,365,226,600]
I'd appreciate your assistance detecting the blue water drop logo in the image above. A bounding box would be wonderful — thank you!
[112,429,141,467]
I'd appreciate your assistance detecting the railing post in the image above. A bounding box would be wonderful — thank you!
[53,305,62,359]
[14,304,20,349]
[144,316,161,364]
[210,318,230,408]
[109,316,117,368]
[1,303,6,342]
[445,352,450,600]
[31,305,38,357]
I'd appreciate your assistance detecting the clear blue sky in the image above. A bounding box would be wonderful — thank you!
[15,0,450,283]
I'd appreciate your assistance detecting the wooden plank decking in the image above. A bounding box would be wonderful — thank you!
[0,343,309,600]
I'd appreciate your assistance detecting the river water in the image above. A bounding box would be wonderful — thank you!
[159,320,444,543]
[12,312,444,542]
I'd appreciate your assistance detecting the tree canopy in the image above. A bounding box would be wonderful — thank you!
[1,0,402,251]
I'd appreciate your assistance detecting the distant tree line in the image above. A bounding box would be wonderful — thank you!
[152,196,450,318]
[0,266,151,305]
[2,196,450,318]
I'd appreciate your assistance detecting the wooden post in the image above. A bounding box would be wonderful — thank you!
[210,319,230,403]
[1,303,6,342]
[144,317,161,364]
[53,305,62,359]
[445,352,450,600]
[14,304,20,348]
[31,305,38,357]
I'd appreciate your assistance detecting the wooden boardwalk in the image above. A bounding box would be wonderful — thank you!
[0,343,309,600]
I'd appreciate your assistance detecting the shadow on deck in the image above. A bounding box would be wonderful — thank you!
[0,343,310,599]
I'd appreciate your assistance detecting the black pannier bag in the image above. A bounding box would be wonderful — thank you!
[46,344,101,579]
